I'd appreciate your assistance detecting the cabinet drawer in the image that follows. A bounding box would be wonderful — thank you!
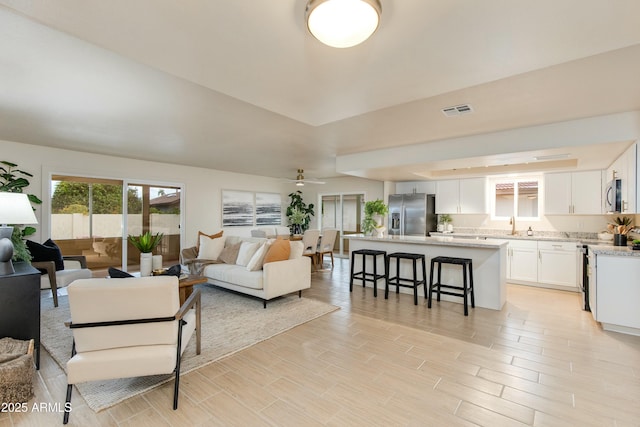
[537,241,576,252]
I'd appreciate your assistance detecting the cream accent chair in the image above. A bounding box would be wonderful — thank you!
[62,276,201,424]
[316,228,338,270]
[301,229,320,271]
[32,256,92,307]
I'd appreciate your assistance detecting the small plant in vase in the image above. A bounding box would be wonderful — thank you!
[439,214,453,233]
[362,199,389,237]
[128,231,164,276]
[288,208,306,236]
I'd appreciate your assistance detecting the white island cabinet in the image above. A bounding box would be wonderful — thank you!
[346,235,507,310]
[589,246,640,336]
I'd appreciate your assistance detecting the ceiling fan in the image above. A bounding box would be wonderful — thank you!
[284,169,325,186]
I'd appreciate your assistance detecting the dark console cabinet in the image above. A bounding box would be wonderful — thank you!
[0,262,40,369]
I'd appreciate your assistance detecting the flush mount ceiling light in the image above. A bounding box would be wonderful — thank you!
[305,0,382,48]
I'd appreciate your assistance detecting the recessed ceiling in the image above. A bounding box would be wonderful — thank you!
[1,1,640,181]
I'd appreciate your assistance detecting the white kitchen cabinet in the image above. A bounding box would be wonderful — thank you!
[395,181,436,195]
[544,170,602,214]
[435,178,487,214]
[593,254,640,334]
[537,241,578,289]
[606,143,636,213]
[507,240,538,283]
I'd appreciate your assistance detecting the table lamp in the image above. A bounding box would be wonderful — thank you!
[0,192,38,275]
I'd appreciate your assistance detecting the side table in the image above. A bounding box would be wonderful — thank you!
[179,275,208,305]
[0,262,41,369]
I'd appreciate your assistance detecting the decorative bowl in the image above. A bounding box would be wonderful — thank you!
[597,232,613,241]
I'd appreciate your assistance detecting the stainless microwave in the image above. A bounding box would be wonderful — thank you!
[604,178,622,213]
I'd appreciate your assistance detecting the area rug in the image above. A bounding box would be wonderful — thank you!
[40,284,339,412]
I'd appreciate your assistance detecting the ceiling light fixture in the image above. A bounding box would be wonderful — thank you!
[305,0,382,48]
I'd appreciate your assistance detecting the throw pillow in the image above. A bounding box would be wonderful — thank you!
[219,241,242,264]
[246,241,272,271]
[236,241,260,266]
[197,235,226,260]
[289,241,304,259]
[108,267,133,278]
[264,239,291,264]
[26,239,64,271]
[196,230,223,250]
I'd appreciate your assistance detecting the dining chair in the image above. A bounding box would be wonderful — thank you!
[301,229,320,271]
[316,228,338,270]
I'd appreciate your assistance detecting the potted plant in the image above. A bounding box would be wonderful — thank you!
[439,214,453,233]
[128,231,163,276]
[286,191,315,234]
[0,161,42,262]
[288,208,306,236]
[632,239,640,250]
[608,216,633,246]
[362,199,388,236]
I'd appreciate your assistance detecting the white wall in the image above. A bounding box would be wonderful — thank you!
[2,139,385,245]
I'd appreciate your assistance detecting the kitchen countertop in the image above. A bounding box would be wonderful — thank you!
[346,234,509,249]
[429,231,603,244]
[587,244,640,257]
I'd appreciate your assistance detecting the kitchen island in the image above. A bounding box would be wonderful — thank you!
[346,235,508,310]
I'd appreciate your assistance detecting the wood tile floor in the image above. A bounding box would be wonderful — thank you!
[4,258,640,426]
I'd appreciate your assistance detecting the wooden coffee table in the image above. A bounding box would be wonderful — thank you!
[179,275,208,305]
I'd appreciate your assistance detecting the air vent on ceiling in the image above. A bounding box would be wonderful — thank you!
[441,104,474,117]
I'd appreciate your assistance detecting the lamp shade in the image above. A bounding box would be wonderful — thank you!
[0,193,38,225]
[306,0,381,48]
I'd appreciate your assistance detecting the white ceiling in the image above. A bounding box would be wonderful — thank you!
[1,0,640,182]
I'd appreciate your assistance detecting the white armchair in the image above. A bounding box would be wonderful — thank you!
[62,276,201,424]
[31,256,92,307]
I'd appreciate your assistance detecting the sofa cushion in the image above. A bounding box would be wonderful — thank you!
[27,239,64,271]
[236,242,260,266]
[203,264,263,290]
[246,241,271,271]
[289,241,304,259]
[219,241,242,264]
[196,230,223,250]
[264,239,291,264]
[198,235,226,260]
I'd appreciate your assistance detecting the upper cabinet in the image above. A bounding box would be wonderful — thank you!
[395,181,436,195]
[544,170,602,215]
[435,178,487,214]
[606,143,637,214]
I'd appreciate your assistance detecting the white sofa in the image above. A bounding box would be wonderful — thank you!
[187,236,311,308]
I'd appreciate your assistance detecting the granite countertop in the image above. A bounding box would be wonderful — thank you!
[588,244,640,257]
[429,231,606,245]
[345,234,509,249]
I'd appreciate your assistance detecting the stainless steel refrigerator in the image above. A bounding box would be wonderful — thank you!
[388,193,437,236]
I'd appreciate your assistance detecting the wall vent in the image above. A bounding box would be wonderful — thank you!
[441,104,473,117]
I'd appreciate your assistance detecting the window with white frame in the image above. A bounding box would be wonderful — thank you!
[491,177,540,219]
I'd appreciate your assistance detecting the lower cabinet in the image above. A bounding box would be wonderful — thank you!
[507,240,538,282]
[593,254,640,334]
[537,241,578,288]
[507,239,578,290]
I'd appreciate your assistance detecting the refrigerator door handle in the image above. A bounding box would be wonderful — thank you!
[400,206,405,236]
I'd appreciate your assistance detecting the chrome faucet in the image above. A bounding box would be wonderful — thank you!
[509,216,516,235]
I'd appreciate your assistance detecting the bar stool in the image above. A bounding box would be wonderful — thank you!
[428,256,475,316]
[349,249,387,297]
[385,252,427,305]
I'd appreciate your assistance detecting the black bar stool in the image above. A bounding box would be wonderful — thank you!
[349,249,387,297]
[385,252,427,305]
[428,256,475,316]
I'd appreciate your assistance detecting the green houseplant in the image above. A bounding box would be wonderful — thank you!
[128,231,164,253]
[362,199,388,236]
[286,191,315,234]
[0,161,42,262]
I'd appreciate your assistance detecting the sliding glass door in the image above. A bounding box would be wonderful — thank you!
[50,175,182,272]
[320,193,364,257]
